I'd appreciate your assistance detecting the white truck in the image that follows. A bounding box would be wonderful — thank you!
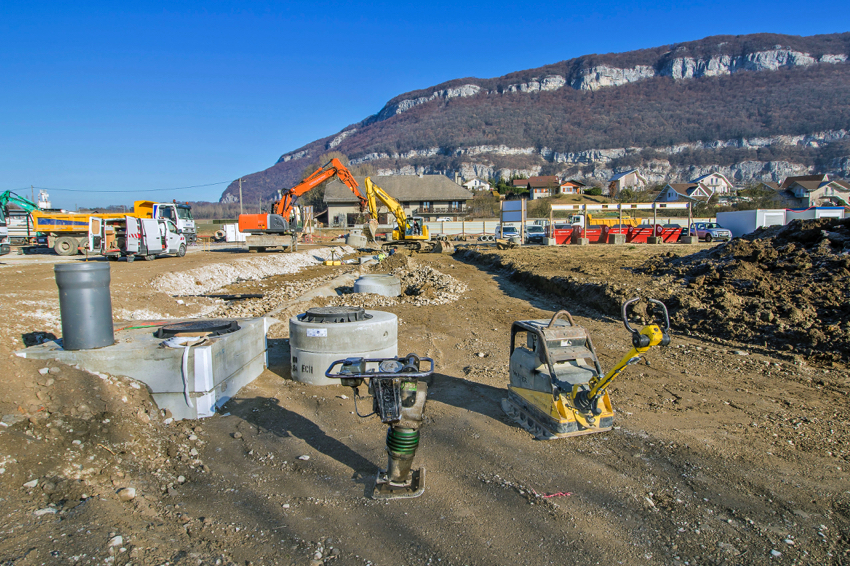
[90,216,186,261]
[139,200,197,244]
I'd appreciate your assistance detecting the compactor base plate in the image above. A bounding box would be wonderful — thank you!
[502,392,612,440]
[373,468,425,500]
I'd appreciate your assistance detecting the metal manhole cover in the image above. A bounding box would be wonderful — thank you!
[302,306,373,323]
[154,320,241,339]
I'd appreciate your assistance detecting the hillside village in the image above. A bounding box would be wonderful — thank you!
[320,167,849,227]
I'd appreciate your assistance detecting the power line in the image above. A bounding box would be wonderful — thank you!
[28,181,232,194]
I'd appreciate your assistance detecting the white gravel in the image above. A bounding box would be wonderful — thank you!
[150,246,355,296]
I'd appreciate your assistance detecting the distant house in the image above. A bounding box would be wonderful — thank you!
[462,177,490,191]
[755,181,781,192]
[779,174,850,207]
[750,181,795,206]
[558,180,586,195]
[608,170,647,197]
[690,173,734,194]
[526,176,560,200]
[655,183,713,203]
[511,179,529,189]
[324,174,473,227]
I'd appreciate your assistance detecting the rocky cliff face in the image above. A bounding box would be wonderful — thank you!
[343,47,848,131]
[340,130,849,183]
[222,32,850,204]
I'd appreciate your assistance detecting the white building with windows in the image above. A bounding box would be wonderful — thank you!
[690,173,734,194]
[324,174,474,227]
[462,178,490,191]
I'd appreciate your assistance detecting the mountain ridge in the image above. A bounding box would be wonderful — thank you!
[221,32,850,204]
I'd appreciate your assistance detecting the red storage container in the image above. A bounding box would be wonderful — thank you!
[574,225,604,244]
[552,224,574,245]
[603,224,630,242]
[660,225,683,242]
[627,224,662,243]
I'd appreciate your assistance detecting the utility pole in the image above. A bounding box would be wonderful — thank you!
[239,178,243,215]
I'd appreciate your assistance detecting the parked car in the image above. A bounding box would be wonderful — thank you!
[525,225,546,244]
[495,225,520,240]
[689,222,732,242]
[435,217,452,222]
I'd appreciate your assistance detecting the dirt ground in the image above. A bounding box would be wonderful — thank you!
[0,238,848,566]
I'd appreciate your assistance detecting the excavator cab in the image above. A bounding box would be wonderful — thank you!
[397,216,429,240]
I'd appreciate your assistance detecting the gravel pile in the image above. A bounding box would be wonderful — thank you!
[319,255,468,308]
[150,247,354,296]
[210,272,353,318]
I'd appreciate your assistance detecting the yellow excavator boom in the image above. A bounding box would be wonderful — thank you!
[363,177,429,241]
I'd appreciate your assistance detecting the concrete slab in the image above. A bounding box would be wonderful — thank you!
[647,236,662,244]
[608,234,626,245]
[16,317,273,420]
[679,236,699,244]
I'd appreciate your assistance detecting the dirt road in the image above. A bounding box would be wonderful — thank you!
[1,241,847,566]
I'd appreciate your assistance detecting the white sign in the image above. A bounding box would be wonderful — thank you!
[502,200,526,223]
[306,329,327,338]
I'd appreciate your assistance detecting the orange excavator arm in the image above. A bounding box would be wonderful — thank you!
[238,158,366,234]
[274,158,366,218]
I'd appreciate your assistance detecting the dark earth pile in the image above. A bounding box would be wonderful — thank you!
[642,217,850,362]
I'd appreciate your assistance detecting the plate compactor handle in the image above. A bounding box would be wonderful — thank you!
[547,310,575,328]
[575,298,672,416]
[622,297,671,349]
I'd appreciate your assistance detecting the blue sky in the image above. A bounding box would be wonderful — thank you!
[1,1,847,209]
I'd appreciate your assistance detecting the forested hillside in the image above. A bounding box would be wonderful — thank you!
[221,32,850,204]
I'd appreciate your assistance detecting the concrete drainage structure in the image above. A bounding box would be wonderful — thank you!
[17,318,272,420]
[289,306,397,386]
[353,274,401,297]
[346,229,369,249]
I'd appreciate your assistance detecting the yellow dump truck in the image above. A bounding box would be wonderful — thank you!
[569,214,641,228]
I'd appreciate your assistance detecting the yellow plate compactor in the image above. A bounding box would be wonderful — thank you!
[502,298,671,440]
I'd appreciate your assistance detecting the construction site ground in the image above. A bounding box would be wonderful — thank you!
[1,235,848,566]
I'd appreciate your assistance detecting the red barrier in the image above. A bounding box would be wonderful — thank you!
[552,225,575,245]
[627,224,662,243]
[574,225,605,244]
[660,226,683,242]
[602,225,630,241]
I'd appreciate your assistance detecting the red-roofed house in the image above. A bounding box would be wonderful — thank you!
[524,176,560,200]
[558,180,586,195]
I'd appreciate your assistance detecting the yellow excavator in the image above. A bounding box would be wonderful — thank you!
[363,177,453,253]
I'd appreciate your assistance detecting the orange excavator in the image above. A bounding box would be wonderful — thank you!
[238,158,367,252]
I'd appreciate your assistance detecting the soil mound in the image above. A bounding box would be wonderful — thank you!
[643,217,850,362]
[373,250,411,272]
